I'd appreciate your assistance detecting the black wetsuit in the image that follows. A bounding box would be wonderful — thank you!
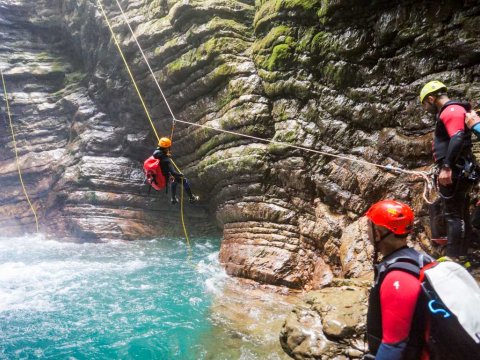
[433,101,474,257]
[367,246,432,360]
[152,148,194,201]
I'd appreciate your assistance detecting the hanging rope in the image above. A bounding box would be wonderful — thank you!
[96,0,195,252]
[96,0,160,142]
[171,158,193,256]
[1,68,40,233]
[98,0,435,205]
[180,179,192,260]
[112,0,177,139]
[106,0,434,204]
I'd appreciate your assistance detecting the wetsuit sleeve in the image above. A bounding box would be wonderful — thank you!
[375,270,421,360]
[165,157,182,177]
[440,105,467,167]
[472,123,480,140]
[153,149,162,159]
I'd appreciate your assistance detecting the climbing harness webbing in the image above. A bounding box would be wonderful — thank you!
[1,68,39,233]
[104,0,435,204]
[96,0,160,142]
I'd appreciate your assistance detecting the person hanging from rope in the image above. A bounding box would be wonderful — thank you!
[420,80,477,261]
[153,137,199,205]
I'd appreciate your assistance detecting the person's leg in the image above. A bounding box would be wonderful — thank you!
[459,182,473,256]
[441,178,472,257]
[441,182,464,257]
[182,177,198,202]
[171,178,178,204]
[182,178,192,197]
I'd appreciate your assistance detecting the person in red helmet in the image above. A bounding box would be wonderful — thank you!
[153,137,199,204]
[364,200,433,360]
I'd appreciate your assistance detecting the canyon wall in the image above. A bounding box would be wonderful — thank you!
[0,0,479,288]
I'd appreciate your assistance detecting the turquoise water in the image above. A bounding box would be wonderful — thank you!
[0,235,229,359]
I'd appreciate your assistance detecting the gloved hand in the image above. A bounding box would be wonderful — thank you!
[465,110,480,129]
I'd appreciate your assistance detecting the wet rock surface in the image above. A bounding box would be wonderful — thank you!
[280,279,369,359]
[2,1,480,358]
[206,276,300,359]
[0,0,216,240]
[0,1,479,283]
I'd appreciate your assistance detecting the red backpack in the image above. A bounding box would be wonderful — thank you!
[143,156,166,191]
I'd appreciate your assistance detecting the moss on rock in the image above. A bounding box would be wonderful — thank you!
[252,25,292,54]
[264,43,294,71]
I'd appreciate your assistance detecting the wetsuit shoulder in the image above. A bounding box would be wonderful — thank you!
[375,270,422,360]
[439,104,467,137]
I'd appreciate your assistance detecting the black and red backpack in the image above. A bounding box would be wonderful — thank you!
[143,156,166,191]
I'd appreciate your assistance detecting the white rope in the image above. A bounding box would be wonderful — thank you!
[173,117,427,173]
[172,117,436,204]
[109,0,435,204]
[113,0,177,122]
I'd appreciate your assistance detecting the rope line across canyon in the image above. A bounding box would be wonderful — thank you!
[97,0,435,205]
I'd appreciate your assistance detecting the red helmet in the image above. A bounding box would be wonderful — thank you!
[365,200,414,235]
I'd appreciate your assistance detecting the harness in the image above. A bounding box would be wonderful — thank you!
[432,102,478,200]
[367,247,434,359]
[433,101,473,166]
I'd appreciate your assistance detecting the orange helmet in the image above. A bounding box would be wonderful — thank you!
[158,137,172,148]
[365,200,414,235]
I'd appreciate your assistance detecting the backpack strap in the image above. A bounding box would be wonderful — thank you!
[146,170,157,185]
[375,254,434,285]
[438,101,472,116]
[419,261,438,282]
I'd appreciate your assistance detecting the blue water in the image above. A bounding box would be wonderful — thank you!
[0,235,230,359]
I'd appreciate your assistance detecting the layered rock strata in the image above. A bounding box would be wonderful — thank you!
[0,1,479,288]
[0,0,216,240]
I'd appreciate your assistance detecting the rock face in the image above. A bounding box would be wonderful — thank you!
[0,0,216,240]
[280,280,369,359]
[0,1,479,286]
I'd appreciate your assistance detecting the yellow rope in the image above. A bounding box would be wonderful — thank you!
[112,0,177,141]
[1,68,39,233]
[180,179,192,260]
[102,3,435,203]
[96,0,160,142]
[103,0,433,200]
[170,158,182,175]
[170,158,192,249]
[96,0,195,250]
[97,0,436,260]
